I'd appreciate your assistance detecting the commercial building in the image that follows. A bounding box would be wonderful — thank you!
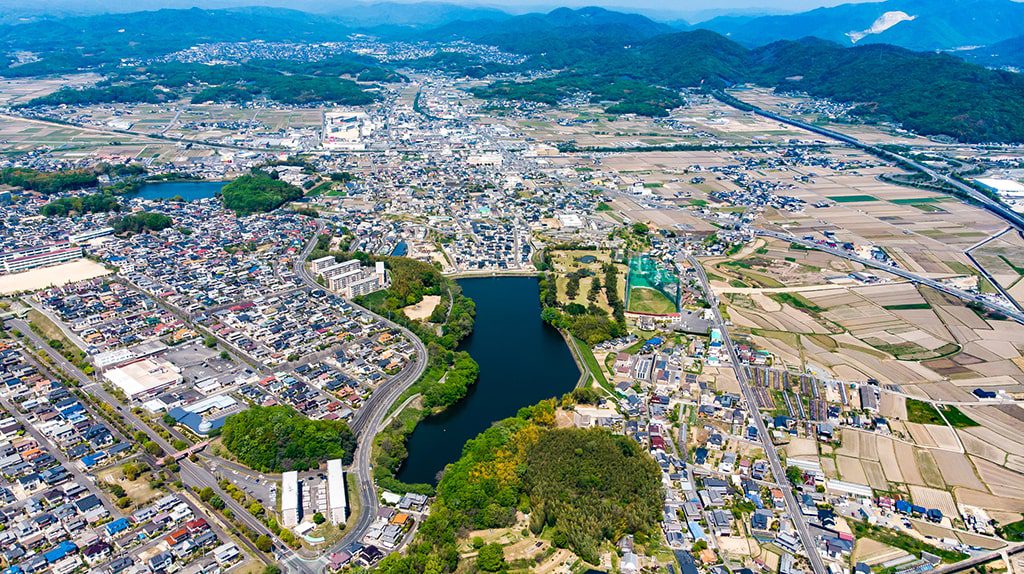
[322,110,374,151]
[282,471,300,528]
[103,358,183,400]
[327,458,347,525]
[69,227,114,244]
[975,178,1024,199]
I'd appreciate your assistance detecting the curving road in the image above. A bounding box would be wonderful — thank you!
[290,221,429,569]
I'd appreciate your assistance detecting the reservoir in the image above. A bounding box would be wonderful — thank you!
[132,181,224,201]
[396,276,580,485]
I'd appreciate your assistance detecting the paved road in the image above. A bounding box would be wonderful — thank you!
[756,229,1024,324]
[0,112,288,153]
[8,318,280,570]
[964,227,1024,314]
[688,256,828,574]
[928,542,1024,574]
[291,222,429,568]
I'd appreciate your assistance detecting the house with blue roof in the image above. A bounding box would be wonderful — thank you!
[43,541,77,563]
[105,517,130,538]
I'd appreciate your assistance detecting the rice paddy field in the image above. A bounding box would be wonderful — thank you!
[712,239,1024,530]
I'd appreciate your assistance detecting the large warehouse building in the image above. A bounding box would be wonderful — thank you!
[103,357,183,400]
[327,458,347,525]
[282,471,300,528]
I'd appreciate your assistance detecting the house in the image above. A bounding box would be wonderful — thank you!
[708,509,732,536]
[148,551,173,572]
[751,510,771,532]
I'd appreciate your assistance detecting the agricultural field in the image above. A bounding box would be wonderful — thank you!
[751,148,1006,277]
[731,87,939,147]
[707,238,861,289]
[720,275,1024,394]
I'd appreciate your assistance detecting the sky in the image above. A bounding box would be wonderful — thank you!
[0,0,876,21]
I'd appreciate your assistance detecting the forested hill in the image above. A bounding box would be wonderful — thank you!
[962,34,1024,69]
[466,23,1024,144]
[422,7,675,68]
[747,39,1024,143]
[698,0,1024,52]
[0,7,351,76]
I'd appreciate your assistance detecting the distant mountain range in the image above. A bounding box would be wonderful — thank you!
[961,34,1024,68]
[424,8,1024,143]
[1,4,1023,143]
[700,0,1024,51]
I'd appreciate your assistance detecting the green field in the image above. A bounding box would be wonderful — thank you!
[828,194,879,203]
[998,519,1024,541]
[891,197,942,204]
[883,303,933,310]
[850,521,968,563]
[939,405,979,428]
[573,336,613,395]
[906,398,944,425]
[628,286,677,314]
[768,292,824,313]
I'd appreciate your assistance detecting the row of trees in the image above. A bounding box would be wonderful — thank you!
[538,263,627,345]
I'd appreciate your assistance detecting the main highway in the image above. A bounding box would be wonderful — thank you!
[688,255,829,574]
[755,229,1024,324]
[713,93,1024,233]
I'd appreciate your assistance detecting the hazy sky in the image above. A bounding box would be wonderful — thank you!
[1,0,877,20]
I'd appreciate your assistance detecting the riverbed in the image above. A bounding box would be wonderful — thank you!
[396,276,580,485]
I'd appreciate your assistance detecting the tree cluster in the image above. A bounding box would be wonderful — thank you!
[110,211,172,235]
[40,193,122,217]
[220,173,304,215]
[220,405,356,472]
[0,167,98,195]
[376,407,662,574]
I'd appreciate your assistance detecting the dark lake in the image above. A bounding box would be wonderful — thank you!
[133,181,224,201]
[396,276,580,485]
